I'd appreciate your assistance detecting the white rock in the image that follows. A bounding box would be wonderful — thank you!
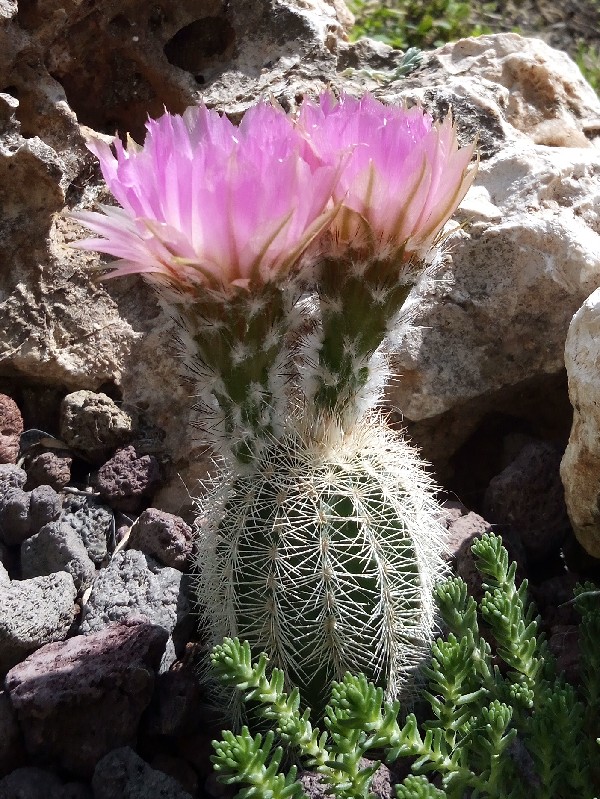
[560,288,600,557]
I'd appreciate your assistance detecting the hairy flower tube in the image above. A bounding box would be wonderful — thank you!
[72,103,340,465]
[296,93,477,428]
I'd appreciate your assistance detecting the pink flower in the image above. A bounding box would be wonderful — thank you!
[298,92,477,259]
[72,103,338,291]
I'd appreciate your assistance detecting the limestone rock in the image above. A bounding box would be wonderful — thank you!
[561,287,600,557]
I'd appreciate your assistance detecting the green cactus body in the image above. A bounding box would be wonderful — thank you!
[196,413,448,714]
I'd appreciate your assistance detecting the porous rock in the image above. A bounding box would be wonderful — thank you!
[23,449,73,491]
[0,571,77,673]
[91,446,162,512]
[0,394,23,464]
[561,286,600,557]
[92,746,192,799]
[21,521,96,592]
[61,493,114,565]
[0,483,62,546]
[60,390,135,457]
[129,508,193,570]
[5,621,168,778]
[80,549,189,669]
[0,464,26,496]
[483,441,571,561]
[0,766,92,799]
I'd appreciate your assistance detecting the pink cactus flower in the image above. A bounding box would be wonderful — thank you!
[72,103,338,291]
[298,92,477,259]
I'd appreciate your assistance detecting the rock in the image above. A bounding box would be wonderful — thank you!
[0,483,61,546]
[28,484,62,530]
[0,394,23,464]
[561,286,600,557]
[80,549,189,669]
[382,33,600,478]
[440,500,526,600]
[61,494,114,566]
[60,391,135,458]
[129,508,193,570]
[146,754,198,797]
[0,488,31,546]
[0,572,77,673]
[0,559,9,585]
[0,690,25,778]
[483,441,571,561]
[143,666,203,738]
[0,767,63,799]
[92,746,192,799]
[0,464,26,496]
[21,521,96,592]
[5,621,168,778]
[91,446,162,513]
[530,572,580,629]
[24,449,73,491]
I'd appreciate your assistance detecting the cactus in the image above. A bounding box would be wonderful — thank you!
[195,412,449,714]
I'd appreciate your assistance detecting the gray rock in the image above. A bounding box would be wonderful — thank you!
[80,550,189,670]
[5,621,167,779]
[61,494,113,566]
[0,483,61,546]
[0,487,31,546]
[0,571,77,673]
[0,464,26,497]
[0,767,63,799]
[0,559,9,586]
[29,484,62,531]
[60,391,135,457]
[92,747,192,799]
[129,508,193,570]
[21,521,96,592]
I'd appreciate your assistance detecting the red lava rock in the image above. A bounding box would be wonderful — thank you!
[24,450,72,491]
[440,500,526,601]
[130,508,193,570]
[91,446,162,513]
[143,666,203,738]
[5,620,168,778]
[0,395,23,465]
[483,441,571,562]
